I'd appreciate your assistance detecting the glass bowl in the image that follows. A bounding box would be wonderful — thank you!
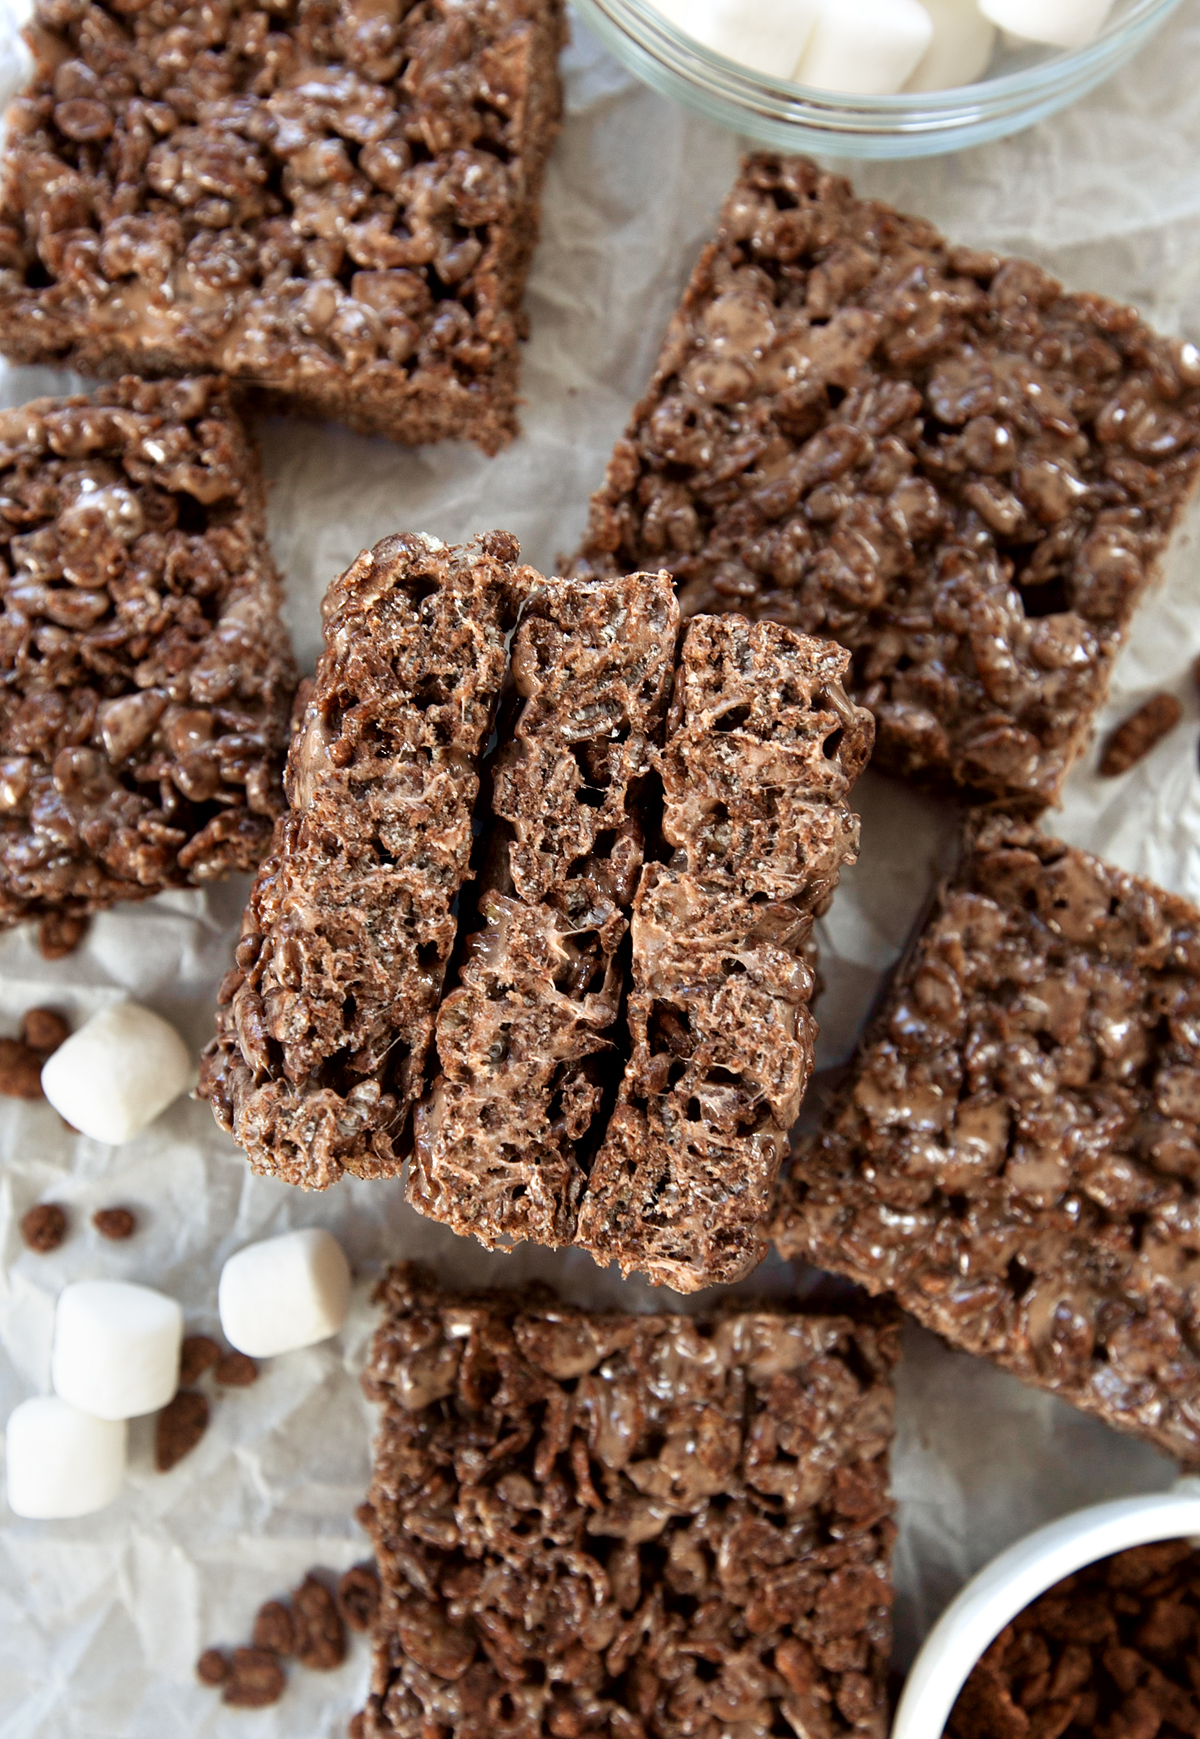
[572,0,1185,157]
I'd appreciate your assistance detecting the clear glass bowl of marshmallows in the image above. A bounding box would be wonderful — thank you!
[572,0,1183,155]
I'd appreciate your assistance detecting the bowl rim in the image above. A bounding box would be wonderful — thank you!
[578,0,1183,108]
[891,1476,1200,1739]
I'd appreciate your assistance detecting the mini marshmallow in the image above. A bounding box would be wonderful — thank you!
[794,0,934,92]
[979,0,1112,46]
[218,1229,351,1359]
[653,0,819,79]
[906,0,995,88]
[52,1280,183,1420]
[41,1001,192,1145]
[6,1395,127,1518]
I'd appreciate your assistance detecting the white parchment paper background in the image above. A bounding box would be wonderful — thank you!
[2,1,1200,1729]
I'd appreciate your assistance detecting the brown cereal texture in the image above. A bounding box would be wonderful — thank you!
[572,153,1200,811]
[21,1201,66,1251]
[155,1388,209,1471]
[354,1262,899,1739]
[576,614,873,1292]
[0,1038,46,1098]
[21,1006,69,1056]
[198,532,531,1188]
[223,1646,286,1708]
[92,1205,135,1238]
[1099,691,1183,776]
[774,813,1200,1464]
[409,572,680,1252]
[179,1332,222,1386]
[338,1563,380,1634]
[0,376,298,936]
[947,1539,1200,1739]
[214,1349,257,1386]
[0,0,567,455]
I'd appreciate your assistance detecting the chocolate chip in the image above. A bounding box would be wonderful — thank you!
[92,1207,136,1240]
[222,1647,285,1708]
[337,1563,380,1633]
[214,1351,257,1388]
[21,1202,66,1253]
[179,1334,222,1387]
[21,1007,69,1057]
[196,1647,229,1686]
[253,1600,295,1656]
[155,1390,209,1472]
[1099,692,1183,776]
[290,1574,345,1671]
[0,1038,45,1099]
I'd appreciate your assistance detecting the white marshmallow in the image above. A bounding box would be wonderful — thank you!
[794,0,934,92]
[6,1396,127,1518]
[218,1229,351,1359]
[41,1002,192,1144]
[652,0,819,78]
[906,0,995,87]
[52,1280,182,1420]
[978,0,1112,46]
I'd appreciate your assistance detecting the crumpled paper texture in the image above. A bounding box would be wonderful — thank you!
[1,0,1200,1728]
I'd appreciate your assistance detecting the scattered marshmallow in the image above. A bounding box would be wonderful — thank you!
[979,0,1113,47]
[906,0,996,88]
[6,1395,127,1518]
[41,1001,192,1144]
[795,0,934,93]
[52,1279,183,1420]
[653,0,819,79]
[218,1229,351,1359]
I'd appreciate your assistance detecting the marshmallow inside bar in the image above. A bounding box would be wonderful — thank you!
[51,1281,182,1420]
[218,1229,350,1358]
[6,1396,127,1519]
[795,0,934,92]
[41,1004,192,1144]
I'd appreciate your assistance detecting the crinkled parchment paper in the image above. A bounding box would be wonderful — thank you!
[2,3,1200,1728]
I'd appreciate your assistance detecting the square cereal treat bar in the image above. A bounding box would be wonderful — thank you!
[572,153,1200,809]
[575,615,873,1292]
[199,531,531,1187]
[355,1263,899,1739]
[0,0,567,453]
[0,375,297,953]
[774,815,1200,1463]
[408,571,680,1250]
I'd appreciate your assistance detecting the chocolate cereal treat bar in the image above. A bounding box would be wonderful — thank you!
[0,0,567,454]
[576,617,873,1292]
[198,532,529,1188]
[356,1263,899,1739]
[408,572,679,1249]
[572,154,1200,808]
[0,376,296,948]
[774,815,1200,1463]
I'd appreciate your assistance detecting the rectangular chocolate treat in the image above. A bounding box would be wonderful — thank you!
[0,0,566,454]
[576,617,874,1292]
[198,531,530,1188]
[773,815,1200,1464]
[572,153,1200,809]
[356,1262,899,1739]
[0,375,297,955]
[408,571,679,1249]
